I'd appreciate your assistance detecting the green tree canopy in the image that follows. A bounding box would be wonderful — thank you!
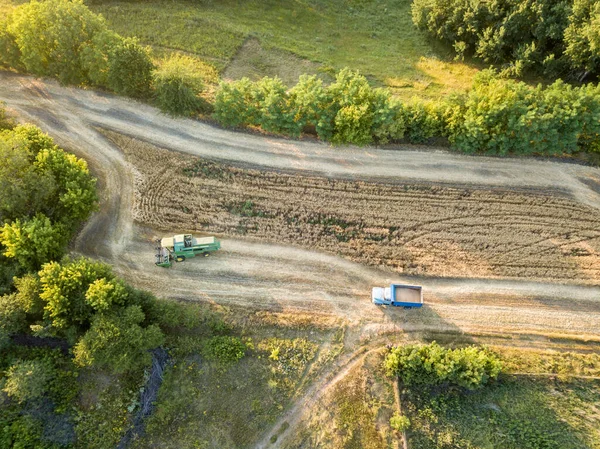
[2,360,54,403]
[384,342,502,390]
[7,0,106,84]
[73,305,164,373]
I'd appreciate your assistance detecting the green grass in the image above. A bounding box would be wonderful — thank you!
[404,377,600,449]
[0,0,480,97]
[87,0,479,98]
[132,308,340,449]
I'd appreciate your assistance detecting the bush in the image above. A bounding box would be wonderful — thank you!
[214,78,259,128]
[214,69,405,145]
[400,99,446,144]
[384,341,502,390]
[202,335,247,365]
[105,37,154,98]
[154,55,205,116]
[390,412,410,432]
[445,72,600,155]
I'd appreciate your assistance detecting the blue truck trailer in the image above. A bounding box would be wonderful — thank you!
[371,283,423,308]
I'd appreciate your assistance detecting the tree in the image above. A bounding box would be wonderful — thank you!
[153,54,205,116]
[38,258,114,332]
[2,360,54,403]
[105,38,154,98]
[85,278,128,312]
[1,215,67,272]
[73,305,164,373]
[565,0,600,78]
[7,0,107,84]
[0,131,55,223]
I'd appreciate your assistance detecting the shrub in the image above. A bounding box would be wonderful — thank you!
[154,55,205,116]
[254,76,299,135]
[390,412,410,432]
[202,335,247,365]
[384,341,502,390]
[400,99,446,144]
[105,37,154,98]
[446,72,600,155]
[2,359,54,403]
[214,78,259,128]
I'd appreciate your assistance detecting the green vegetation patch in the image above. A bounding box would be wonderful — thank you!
[404,377,600,449]
[88,0,477,97]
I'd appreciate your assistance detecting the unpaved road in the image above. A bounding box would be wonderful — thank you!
[3,72,600,449]
[1,72,600,340]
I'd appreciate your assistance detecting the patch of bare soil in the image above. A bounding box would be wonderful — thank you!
[223,37,329,86]
[107,132,600,282]
[104,131,600,284]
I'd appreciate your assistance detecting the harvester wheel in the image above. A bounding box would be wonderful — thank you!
[176,256,186,262]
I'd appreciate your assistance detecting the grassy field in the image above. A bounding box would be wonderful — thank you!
[285,349,600,449]
[0,0,480,98]
[132,307,345,449]
[90,0,478,97]
[404,377,600,449]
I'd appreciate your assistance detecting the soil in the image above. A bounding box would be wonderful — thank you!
[3,72,600,449]
[105,130,600,284]
[223,37,328,86]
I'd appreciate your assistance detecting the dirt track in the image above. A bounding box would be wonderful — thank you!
[3,72,600,448]
[1,72,600,339]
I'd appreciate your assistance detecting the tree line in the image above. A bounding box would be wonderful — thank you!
[411,0,600,81]
[2,0,599,157]
[214,69,600,156]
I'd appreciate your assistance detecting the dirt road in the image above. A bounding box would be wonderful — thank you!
[1,72,600,341]
[3,72,600,448]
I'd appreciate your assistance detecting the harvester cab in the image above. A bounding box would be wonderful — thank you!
[155,234,221,267]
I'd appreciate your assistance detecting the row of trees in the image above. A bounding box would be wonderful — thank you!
[0,0,206,116]
[411,0,600,80]
[384,341,503,390]
[213,69,600,155]
[0,120,98,292]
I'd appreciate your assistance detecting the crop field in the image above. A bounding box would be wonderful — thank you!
[105,131,600,284]
[84,0,479,98]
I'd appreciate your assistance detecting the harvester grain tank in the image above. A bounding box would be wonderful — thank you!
[372,283,423,308]
[155,234,220,267]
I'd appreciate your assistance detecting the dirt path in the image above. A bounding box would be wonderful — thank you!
[1,71,600,338]
[2,72,600,210]
[3,73,600,448]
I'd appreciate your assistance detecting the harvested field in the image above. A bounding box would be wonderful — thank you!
[104,131,600,284]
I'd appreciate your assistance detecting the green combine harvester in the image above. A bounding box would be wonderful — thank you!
[155,234,221,267]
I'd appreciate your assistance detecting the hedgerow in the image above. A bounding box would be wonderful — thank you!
[215,69,405,145]
[384,341,502,390]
